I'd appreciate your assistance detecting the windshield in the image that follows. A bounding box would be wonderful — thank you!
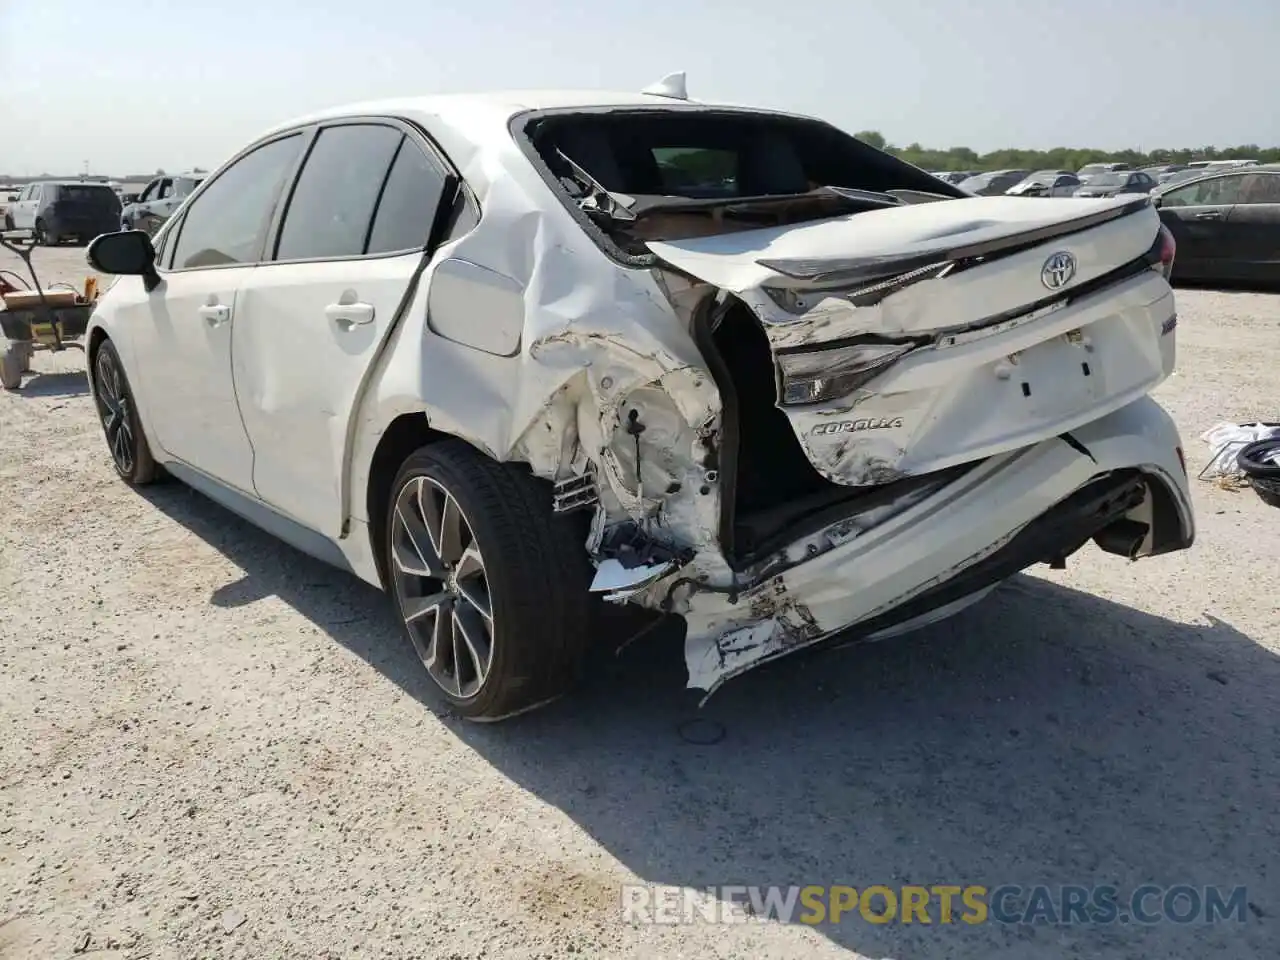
[1083,173,1127,188]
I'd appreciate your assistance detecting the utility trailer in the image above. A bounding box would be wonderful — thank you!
[0,231,99,390]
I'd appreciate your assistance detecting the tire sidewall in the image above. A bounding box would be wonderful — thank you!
[93,340,148,484]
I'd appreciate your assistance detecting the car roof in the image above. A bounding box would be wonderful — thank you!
[256,90,805,145]
[35,179,115,186]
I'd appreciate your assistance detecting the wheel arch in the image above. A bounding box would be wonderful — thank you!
[363,412,477,589]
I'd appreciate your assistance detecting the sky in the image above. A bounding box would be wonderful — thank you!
[1,0,1274,175]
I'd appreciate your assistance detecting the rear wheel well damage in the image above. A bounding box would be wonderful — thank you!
[365,414,455,589]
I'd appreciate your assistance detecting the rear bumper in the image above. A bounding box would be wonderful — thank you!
[46,215,118,239]
[681,395,1193,692]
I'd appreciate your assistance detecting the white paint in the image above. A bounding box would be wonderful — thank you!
[85,87,1194,700]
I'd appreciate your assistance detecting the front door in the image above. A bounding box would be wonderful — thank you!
[126,132,307,491]
[233,122,455,536]
[1158,173,1246,279]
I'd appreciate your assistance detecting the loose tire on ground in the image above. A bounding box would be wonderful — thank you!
[0,339,23,389]
[384,440,594,721]
[91,338,157,485]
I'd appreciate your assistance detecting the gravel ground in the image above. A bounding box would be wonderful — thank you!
[1,245,1277,960]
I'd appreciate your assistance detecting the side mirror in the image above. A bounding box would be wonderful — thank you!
[121,193,139,204]
[5,193,17,202]
[87,230,161,292]
[1149,195,1163,209]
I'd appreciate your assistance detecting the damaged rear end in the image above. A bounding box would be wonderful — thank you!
[519,106,1193,694]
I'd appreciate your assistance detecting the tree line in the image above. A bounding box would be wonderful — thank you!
[853,131,1280,173]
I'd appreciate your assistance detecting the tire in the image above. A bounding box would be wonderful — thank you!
[34,219,57,246]
[384,440,593,721]
[2,213,13,231]
[91,338,157,485]
[0,339,23,390]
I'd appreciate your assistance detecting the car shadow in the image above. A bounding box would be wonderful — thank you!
[141,482,1276,959]
[12,369,89,398]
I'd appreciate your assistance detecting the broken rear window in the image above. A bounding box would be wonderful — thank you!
[522,109,961,256]
[651,147,739,198]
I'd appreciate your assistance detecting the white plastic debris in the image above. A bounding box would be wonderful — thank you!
[1199,421,1280,481]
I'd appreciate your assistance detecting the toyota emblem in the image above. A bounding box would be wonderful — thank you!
[1041,251,1077,290]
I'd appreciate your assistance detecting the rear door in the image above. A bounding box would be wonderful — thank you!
[1221,171,1280,283]
[1157,173,1245,279]
[232,120,457,536]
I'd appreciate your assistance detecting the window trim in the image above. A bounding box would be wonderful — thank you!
[162,128,314,275]
[261,115,466,268]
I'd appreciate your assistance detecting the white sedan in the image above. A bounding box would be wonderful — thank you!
[83,80,1195,720]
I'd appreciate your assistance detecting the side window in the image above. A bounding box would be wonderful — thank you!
[157,178,175,199]
[366,140,451,255]
[274,124,403,261]
[1162,175,1243,208]
[139,180,159,203]
[170,134,304,270]
[1239,174,1280,204]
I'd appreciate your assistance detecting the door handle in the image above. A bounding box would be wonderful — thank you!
[197,303,231,325]
[1193,211,1223,221]
[325,301,375,327]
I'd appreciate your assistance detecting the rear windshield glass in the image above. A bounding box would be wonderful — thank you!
[525,111,953,202]
[50,184,119,206]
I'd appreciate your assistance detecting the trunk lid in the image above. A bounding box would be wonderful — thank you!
[649,195,1174,487]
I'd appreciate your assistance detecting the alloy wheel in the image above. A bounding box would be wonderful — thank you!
[93,348,135,476]
[390,475,495,700]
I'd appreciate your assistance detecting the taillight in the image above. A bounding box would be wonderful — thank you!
[1150,223,1176,279]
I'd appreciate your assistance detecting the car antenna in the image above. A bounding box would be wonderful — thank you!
[642,71,688,101]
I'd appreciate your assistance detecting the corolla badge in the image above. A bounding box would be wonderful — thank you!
[1041,251,1077,290]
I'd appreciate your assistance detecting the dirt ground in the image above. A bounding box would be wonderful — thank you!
[1,245,1277,960]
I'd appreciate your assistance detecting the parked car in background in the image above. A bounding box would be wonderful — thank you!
[1142,164,1187,183]
[1160,168,1213,189]
[1077,162,1131,183]
[1152,166,1280,284]
[121,172,205,235]
[2,180,122,245]
[1006,170,1082,197]
[930,171,975,184]
[79,85,1193,719]
[1073,170,1158,198]
[957,169,1031,196]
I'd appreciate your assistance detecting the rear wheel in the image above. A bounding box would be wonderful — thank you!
[384,440,593,721]
[91,338,156,485]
